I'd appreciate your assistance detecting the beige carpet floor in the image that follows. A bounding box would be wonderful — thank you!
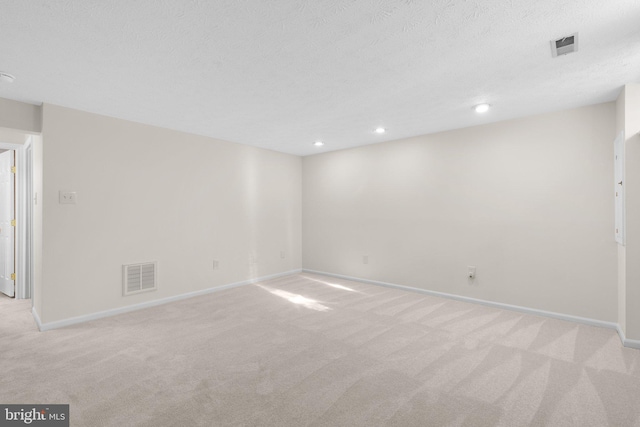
[1,273,640,426]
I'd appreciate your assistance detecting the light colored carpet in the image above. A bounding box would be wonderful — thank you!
[1,273,640,426]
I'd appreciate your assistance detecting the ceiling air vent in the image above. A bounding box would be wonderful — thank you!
[551,33,578,57]
[123,262,157,296]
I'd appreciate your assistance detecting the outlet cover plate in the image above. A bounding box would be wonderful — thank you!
[59,191,77,204]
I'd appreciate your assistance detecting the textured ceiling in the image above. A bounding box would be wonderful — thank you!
[0,0,639,156]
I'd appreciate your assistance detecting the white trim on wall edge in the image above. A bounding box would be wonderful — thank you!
[32,306,43,331]
[32,269,301,332]
[302,269,638,349]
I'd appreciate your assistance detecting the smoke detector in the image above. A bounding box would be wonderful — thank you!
[0,72,15,83]
[551,33,578,57]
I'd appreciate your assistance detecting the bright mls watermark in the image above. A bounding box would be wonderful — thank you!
[0,405,68,426]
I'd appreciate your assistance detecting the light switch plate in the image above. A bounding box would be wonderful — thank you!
[59,191,77,204]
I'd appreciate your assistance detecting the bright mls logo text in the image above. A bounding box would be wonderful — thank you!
[1,405,69,426]
[5,407,49,424]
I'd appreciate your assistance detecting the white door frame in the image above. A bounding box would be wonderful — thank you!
[0,138,33,300]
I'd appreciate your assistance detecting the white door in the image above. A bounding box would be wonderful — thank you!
[0,150,14,297]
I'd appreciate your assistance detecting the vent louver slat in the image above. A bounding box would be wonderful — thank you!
[123,262,157,296]
[141,264,155,290]
[127,266,141,293]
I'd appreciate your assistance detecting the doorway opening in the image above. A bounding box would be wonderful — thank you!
[0,148,16,297]
[0,136,34,307]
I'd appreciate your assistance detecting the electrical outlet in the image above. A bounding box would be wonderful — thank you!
[280,251,285,259]
[468,266,476,279]
[363,255,369,264]
[213,260,219,270]
[59,191,77,204]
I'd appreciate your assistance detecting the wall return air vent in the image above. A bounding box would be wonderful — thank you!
[551,33,578,57]
[123,262,157,296]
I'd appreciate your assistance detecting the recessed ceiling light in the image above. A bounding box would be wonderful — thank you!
[375,127,386,134]
[474,103,490,113]
[0,72,15,84]
[313,141,324,147]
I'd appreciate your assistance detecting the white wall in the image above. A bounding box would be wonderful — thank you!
[616,90,626,333]
[620,85,640,339]
[303,102,617,322]
[40,104,301,323]
[0,97,41,133]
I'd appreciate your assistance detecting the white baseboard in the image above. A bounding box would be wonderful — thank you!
[302,269,633,344]
[33,267,640,350]
[616,324,640,349]
[34,269,301,332]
